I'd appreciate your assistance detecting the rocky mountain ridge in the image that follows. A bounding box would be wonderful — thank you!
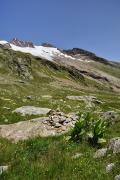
[0,38,120,92]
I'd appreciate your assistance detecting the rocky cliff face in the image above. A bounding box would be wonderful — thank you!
[10,38,34,48]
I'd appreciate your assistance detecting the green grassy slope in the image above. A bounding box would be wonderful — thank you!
[0,47,120,179]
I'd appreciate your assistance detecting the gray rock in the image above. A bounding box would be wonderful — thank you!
[94,148,107,158]
[66,95,101,103]
[72,153,83,159]
[26,96,32,100]
[65,118,71,123]
[106,163,115,173]
[108,137,120,154]
[55,123,62,128]
[67,112,78,121]
[0,109,77,143]
[103,111,118,124]
[0,166,9,175]
[13,106,51,116]
[115,175,120,180]
[59,117,66,124]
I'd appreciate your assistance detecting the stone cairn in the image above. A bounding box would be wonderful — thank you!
[43,108,78,133]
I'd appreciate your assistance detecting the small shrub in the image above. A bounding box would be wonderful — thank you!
[87,118,107,146]
[70,114,85,143]
[70,111,107,146]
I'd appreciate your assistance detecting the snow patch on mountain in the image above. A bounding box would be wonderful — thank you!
[0,40,77,61]
[0,40,9,45]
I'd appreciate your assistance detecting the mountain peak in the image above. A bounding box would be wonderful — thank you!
[10,38,34,48]
[41,43,55,48]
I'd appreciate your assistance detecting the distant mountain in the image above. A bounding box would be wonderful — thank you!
[0,38,120,92]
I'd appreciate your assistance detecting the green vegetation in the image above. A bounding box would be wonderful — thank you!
[71,112,107,146]
[0,47,120,179]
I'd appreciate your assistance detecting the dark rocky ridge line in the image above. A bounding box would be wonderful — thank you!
[63,48,117,67]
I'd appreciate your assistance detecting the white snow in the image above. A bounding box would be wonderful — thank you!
[0,40,8,45]
[0,40,87,62]
[10,44,60,61]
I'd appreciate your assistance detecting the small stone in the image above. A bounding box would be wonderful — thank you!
[26,96,32,100]
[108,137,120,154]
[59,117,66,124]
[72,153,83,159]
[65,118,71,123]
[106,163,115,173]
[61,126,67,131]
[94,148,107,158]
[55,123,62,128]
[52,118,59,123]
[42,121,48,125]
[0,166,9,175]
[115,175,120,180]
[57,112,64,116]
[103,111,118,124]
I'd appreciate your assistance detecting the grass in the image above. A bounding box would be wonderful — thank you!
[0,84,119,179]
[0,47,120,179]
[0,134,120,180]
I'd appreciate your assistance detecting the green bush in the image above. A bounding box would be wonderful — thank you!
[87,118,107,146]
[70,111,107,146]
[70,114,85,143]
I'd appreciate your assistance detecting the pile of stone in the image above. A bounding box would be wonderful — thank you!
[43,108,78,132]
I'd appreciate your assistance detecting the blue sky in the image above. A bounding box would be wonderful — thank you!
[1,0,120,61]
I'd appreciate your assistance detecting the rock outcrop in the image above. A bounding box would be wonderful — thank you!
[66,95,102,108]
[0,109,78,143]
[103,111,118,124]
[10,38,34,48]
[13,106,51,116]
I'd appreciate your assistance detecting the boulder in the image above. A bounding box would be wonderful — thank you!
[0,109,78,143]
[66,95,102,108]
[108,137,120,154]
[13,106,51,116]
[106,163,115,173]
[94,148,107,158]
[103,111,118,124]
